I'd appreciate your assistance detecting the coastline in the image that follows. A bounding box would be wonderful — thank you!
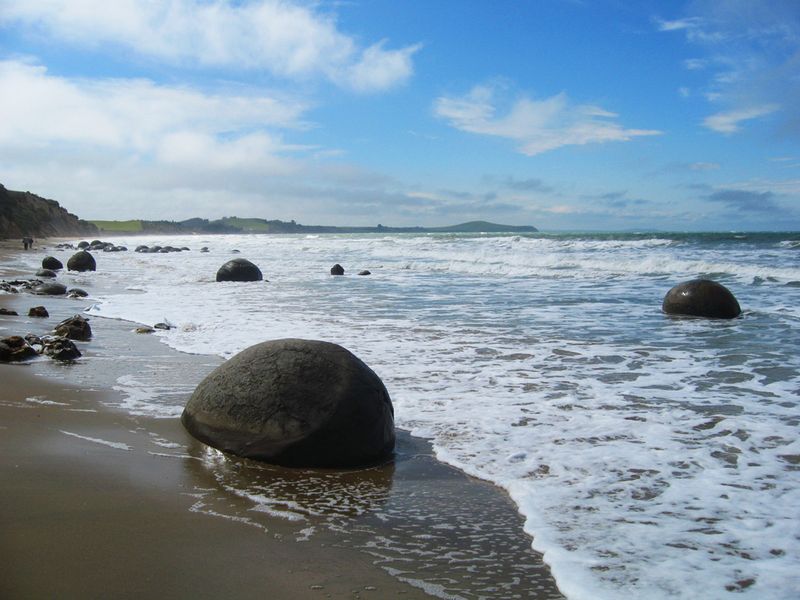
[1,239,563,599]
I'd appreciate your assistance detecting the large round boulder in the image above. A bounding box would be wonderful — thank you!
[42,256,63,270]
[67,251,96,272]
[182,339,395,467]
[215,258,263,282]
[662,279,741,319]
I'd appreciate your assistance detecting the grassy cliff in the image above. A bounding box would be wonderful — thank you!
[0,184,98,239]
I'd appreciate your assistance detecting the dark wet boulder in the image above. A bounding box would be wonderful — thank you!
[77,241,89,249]
[330,263,345,276]
[28,306,49,318]
[200,247,209,253]
[67,251,96,272]
[36,268,57,278]
[43,336,81,361]
[34,282,67,296]
[0,308,18,316]
[358,270,371,276]
[67,288,88,298]
[42,256,63,270]
[135,326,155,334]
[135,245,149,253]
[0,336,38,362]
[54,314,92,341]
[662,279,742,319]
[182,338,395,468]
[153,322,172,330]
[216,258,263,282]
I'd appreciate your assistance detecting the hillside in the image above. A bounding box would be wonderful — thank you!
[0,184,98,239]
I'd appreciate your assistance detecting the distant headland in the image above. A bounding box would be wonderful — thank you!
[90,216,538,235]
[0,183,537,238]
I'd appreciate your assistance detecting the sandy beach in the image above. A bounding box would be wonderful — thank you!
[0,239,563,600]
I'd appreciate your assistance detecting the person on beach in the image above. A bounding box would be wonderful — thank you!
[22,237,32,250]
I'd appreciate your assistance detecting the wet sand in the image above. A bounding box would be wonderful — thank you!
[1,239,564,599]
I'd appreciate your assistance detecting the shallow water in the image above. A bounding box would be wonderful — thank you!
[9,231,800,599]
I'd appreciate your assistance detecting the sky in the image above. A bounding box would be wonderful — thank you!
[1,0,799,231]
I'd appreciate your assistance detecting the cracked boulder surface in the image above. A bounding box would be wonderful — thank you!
[182,338,395,468]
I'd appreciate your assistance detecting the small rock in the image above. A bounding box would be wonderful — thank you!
[330,263,345,276]
[36,268,57,278]
[0,308,19,316]
[358,270,371,276]
[67,288,89,298]
[153,322,172,330]
[135,326,155,334]
[28,306,49,318]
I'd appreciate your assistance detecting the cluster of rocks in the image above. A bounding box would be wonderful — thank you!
[1,277,87,298]
[135,245,190,253]
[0,314,90,363]
[331,263,370,276]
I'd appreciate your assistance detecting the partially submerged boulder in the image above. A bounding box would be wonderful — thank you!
[330,263,345,276]
[33,282,67,296]
[662,279,741,319]
[36,268,57,278]
[0,336,38,362]
[42,336,81,361]
[182,339,395,467]
[67,251,96,272]
[216,258,263,282]
[54,314,92,341]
[42,256,63,270]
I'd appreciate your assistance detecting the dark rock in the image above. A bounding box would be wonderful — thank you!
[182,338,395,467]
[153,322,172,330]
[54,314,92,341]
[216,258,263,282]
[0,336,38,362]
[181,247,190,251]
[662,279,742,319]
[0,308,18,316]
[42,256,63,270]
[0,282,18,293]
[358,270,371,276]
[77,241,90,249]
[90,239,103,246]
[43,336,81,360]
[200,247,209,253]
[34,282,67,296]
[231,249,241,254]
[67,288,88,298]
[28,306,49,318]
[330,263,345,276]
[36,268,57,278]
[135,326,155,334]
[67,250,96,272]
[135,245,149,253]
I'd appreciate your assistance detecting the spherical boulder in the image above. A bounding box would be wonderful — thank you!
[662,279,741,319]
[36,268,57,278]
[67,251,96,272]
[182,339,395,467]
[42,256,63,270]
[215,258,263,282]
[29,306,49,318]
[330,263,345,276]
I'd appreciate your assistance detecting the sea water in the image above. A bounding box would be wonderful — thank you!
[19,232,800,599]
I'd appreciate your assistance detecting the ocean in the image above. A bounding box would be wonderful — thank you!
[15,231,800,599]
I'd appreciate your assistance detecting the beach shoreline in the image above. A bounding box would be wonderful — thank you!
[1,238,563,599]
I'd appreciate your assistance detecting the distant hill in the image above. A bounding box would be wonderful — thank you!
[0,184,98,239]
[91,216,538,235]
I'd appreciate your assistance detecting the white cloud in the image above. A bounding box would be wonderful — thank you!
[703,105,779,133]
[434,86,660,156]
[0,60,306,157]
[0,0,419,92]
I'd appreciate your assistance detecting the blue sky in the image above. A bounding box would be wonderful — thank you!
[1,0,798,230]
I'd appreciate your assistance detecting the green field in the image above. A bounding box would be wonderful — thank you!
[91,220,143,232]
